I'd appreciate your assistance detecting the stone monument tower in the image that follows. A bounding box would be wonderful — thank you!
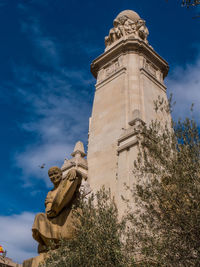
[23,9,170,267]
[87,10,169,213]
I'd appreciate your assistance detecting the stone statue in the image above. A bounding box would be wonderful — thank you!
[32,167,82,253]
[136,19,149,43]
[105,10,149,48]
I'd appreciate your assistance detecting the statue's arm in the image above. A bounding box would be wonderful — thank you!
[45,203,51,213]
[48,169,82,218]
[46,203,57,217]
[45,192,57,218]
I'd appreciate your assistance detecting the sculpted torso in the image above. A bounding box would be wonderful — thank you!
[32,167,82,253]
[45,188,58,217]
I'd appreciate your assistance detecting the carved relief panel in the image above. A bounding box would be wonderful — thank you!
[97,56,124,84]
[141,58,163,83]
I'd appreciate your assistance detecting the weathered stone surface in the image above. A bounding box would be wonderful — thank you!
[88,10,170,216]
[23,253,45,267]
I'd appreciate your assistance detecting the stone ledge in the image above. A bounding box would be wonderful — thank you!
[91,38,169,79]
[117,138,138,154]
[140,68,166,91]
[23,253,46,267]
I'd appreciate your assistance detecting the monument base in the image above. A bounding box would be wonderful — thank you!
[23,253,46,267]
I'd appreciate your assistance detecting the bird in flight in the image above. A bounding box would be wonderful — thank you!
[38,163,46,169]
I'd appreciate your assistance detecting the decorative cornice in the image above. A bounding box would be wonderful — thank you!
[140,68,167,91]
[91,38,169,79]
[62,162,88,172]
[117,138,138,154]
[96,67,126,89]
[71,150,86,157]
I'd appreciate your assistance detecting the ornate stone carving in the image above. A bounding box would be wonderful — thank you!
[105,58,123,78]
[105,10,149,48]
[142,58,164,83]
[97,57,123,83]
[32,167,83,253]
[144,59,157,77]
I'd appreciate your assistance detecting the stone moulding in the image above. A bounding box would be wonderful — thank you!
[117,129,138,154]
[96,67,126,90]
[96,55,125,86]
[117,137,138,154]
[117,118,145,154]
[91,38,169,80]
[62,163,88,180]
[140,67,167,92]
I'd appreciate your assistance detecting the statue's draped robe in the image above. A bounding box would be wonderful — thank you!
[32,170,81,246]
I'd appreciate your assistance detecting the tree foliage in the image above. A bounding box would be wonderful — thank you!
[41,99,200,266]
[40,188,128,267]
[182,0,200,7]
[126,101,200,266]
[166,0,200,7]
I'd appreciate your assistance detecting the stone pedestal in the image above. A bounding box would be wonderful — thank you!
[23,253,46,267]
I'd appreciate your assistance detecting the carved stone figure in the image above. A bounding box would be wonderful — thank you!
[136,19,149,43]
[32,167,82,253]
[105,19,123,47]
[105,10,149,48]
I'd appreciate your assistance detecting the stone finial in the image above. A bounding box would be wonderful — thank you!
[71,141,86,157]
[105,9,149,49]
[61,141,88,179]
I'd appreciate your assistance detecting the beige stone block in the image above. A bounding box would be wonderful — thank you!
[23,253,46,267]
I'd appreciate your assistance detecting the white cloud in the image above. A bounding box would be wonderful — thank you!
[15,143,73,187]
[11,65,92,187]
[6,11,94,187]
[166,55,200,121]
[0,212,37,264]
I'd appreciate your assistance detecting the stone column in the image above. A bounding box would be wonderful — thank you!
[87,10,169,215]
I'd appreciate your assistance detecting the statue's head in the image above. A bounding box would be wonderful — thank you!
[113,15,127,27]
[118,15,128,25]
[137,19,145,27]
[48,166,62,187]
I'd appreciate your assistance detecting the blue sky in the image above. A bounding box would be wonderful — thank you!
[0,0,199,264]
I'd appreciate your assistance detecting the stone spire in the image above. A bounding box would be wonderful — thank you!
[61,141,88,179]
[71,141,86,157]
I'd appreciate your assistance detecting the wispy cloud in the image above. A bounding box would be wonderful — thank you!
[0,3,94,265]
[0,212,37,264]
[11,64,93,186]
[7,11,94,187]
[20,17,61,67]
[166,53,200,121]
